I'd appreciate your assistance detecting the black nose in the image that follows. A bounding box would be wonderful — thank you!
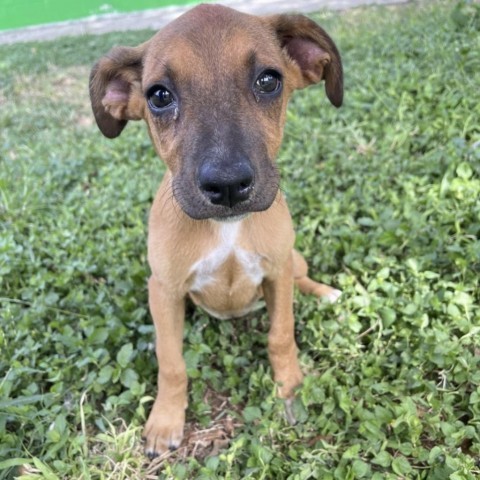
[198,161,254,208]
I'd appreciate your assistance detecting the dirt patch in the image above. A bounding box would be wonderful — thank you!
[144,389,244,477]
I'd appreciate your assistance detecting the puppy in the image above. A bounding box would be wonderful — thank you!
[89,3,343,457]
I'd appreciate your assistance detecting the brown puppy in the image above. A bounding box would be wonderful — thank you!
[89,4,343,458]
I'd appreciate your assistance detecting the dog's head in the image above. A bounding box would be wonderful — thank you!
[89,4,342,220]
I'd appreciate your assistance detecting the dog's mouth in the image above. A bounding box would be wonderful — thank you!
[174,188,278,220]
[212,213,251,223]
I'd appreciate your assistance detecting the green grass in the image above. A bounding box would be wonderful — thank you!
[1,1,480,478]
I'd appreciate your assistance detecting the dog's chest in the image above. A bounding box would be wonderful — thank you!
[188,221,264,319]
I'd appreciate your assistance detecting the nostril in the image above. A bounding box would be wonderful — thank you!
[202,183,225,205]
[237,167,254,189]
[204,184,221,195]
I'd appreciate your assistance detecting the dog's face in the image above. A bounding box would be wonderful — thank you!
[90,5,342,220]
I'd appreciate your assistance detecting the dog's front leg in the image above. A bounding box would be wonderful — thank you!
[263,253,304,410]
[143,276,187,458]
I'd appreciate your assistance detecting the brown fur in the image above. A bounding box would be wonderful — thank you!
[89,4,343,458]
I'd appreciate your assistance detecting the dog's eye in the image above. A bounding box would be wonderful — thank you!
[147,86,174,110]
[254,70,282,95]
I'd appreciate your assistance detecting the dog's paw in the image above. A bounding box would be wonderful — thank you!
[284,398,297,426]
[323,288,342,303]
[142,403,185,458]
[296,277,342,303]
[275,365,304,400]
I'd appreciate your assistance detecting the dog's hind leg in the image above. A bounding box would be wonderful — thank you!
[292,249,342,303]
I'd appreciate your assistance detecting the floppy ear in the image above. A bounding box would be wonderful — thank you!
[267,14,343,107]
[89,44,147,138]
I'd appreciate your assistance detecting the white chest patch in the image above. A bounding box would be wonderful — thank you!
[189,221,263,292]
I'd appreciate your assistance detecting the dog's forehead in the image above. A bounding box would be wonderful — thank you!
[142,4,283,85]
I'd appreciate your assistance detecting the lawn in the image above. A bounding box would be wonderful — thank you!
[0,1,479,479]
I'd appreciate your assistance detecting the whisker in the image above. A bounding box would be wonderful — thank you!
[170,184,184,221]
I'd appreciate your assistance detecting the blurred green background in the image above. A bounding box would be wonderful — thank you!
[0,0,198,30]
